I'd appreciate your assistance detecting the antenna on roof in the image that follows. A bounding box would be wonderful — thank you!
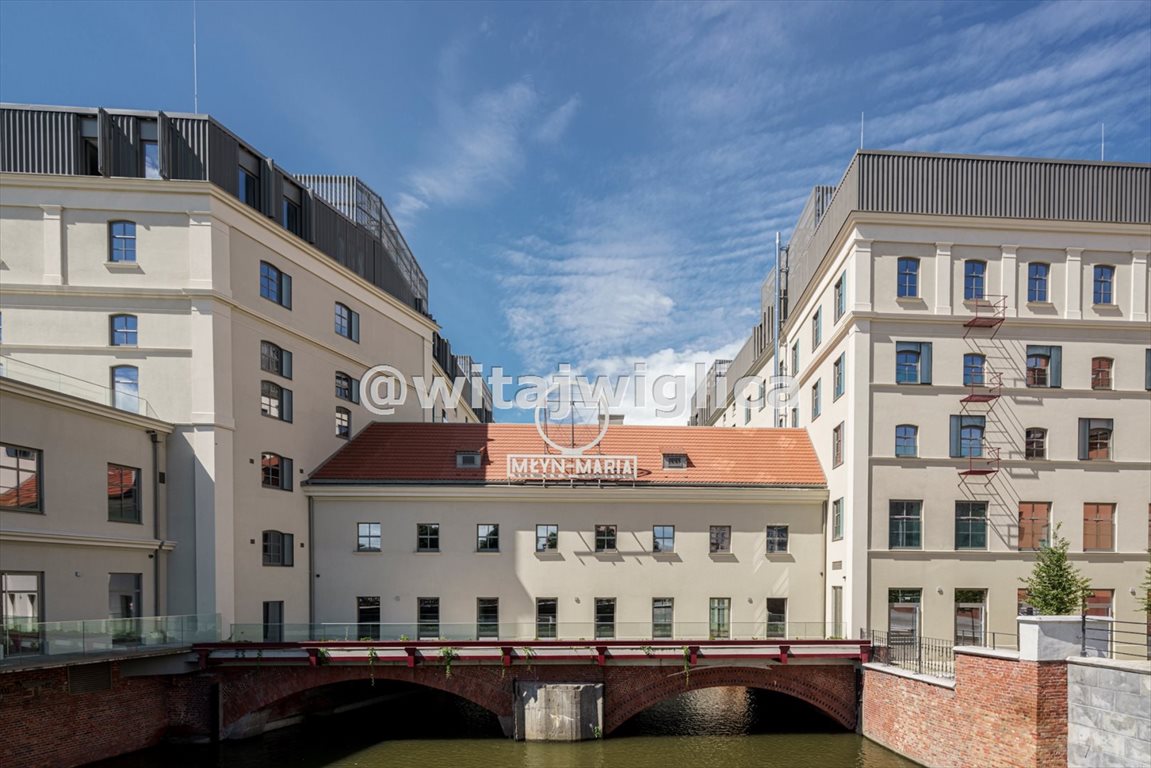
[860,112,864,149]
[1100,123,1105,161]
[192,0,200,113]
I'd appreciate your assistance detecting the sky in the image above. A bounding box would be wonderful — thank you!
[2,0,1149,422]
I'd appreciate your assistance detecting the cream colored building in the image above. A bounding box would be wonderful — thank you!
[0,375,172,645]
[304,423,830,641]
[0,104,491,629]
[691,151,1151,643]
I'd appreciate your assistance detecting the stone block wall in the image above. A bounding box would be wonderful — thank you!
[1067,658,1151,768]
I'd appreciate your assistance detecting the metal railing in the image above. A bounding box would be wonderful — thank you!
[229,621,848,644]
[1082,616,1151,661]
[1,614,220,661]
[0,355,158,418]
[864,629,955,678]
[963,631,1018,651]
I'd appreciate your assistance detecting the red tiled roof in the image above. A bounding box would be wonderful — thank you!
[309,423,826,487]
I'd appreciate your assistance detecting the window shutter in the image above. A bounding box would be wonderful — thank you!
[351,377,361,404]
[1049,346,1062,388]
[949,415,962,458]
[157,112,171,180]
[261,157,277,217]
[1078,418,1089,460]
[284,533,295,566]
[302,189,316,244]
[282,273,293,309]
[282,388,293,423]
[283,458,294,491]
[97,108,111,177]
[920,343,933,385]
[1145,349,1150,390]
[351,312,360,343]
[282,350,293,380]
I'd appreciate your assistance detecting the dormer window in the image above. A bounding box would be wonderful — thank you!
[662,453,688,470]
[456,451,482,469]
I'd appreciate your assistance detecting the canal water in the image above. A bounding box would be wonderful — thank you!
[94,686,917,767]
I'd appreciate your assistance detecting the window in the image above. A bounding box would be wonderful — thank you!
[1091,357,1113,390]
[709,525,731,553]
[595,524,617,552]
[456,451,482,468]
[260,341,292,379]
[536,598,558,639]
[963,354,985,386]
[791,342,800,376]
[896,341,933,384]
[833,272,846,322]
[477,598,499,640]
[663,453,688,469]
[1027,263,1049,302]
[889,501,922,549]
[335,372,360,403]
[107,464,140,523]
[756,379,767,411]
[535,524,558,552]
[955,501,987,550]
[262,601,283,642]
[888,589,921,641]
[335,407,351,439]
[811,308,822,348]
[282,198,302,236]
[1,444,42,512]
[1078,418,1114,460]
[1,573,42,652]
[1025,345,1061,388]
[653,525,675,553]
[709,597,731,640]
[652,598,674,639]
[897,257,919,298]
[1025,428,1047,460]
[357,523,381,552]
[238,150,261,209]
[260,452,293,491]
[259,261,292,309]
[955,589,986,645]
[766,525,789,553]
[262,530,294,566]
[949,415,986,458]
[1084,589,1114,618]
[110,314,138,347]
[357,596,380,640]
[140,121,160,179]
[743,399,752,425]
[963,260,985,300]
[833,353,845,399]
[832,422,844,467]
[417,597,440,639]
[895,425,918,458]
[790,407,798,428]
[832,498,844,541]
[112,365,139,412]
[594,598,616,639]
[477,524,499,552]
[335,303,360,342]
[108,221,136,263]
[766,598,787,639]
[113,577,144,621]
[1018,502,1050,551]
[811,380,821,420]
[1082,503,1115,552]
[417,523,440,552]
[260,380,293,422]
[1093,265,1115,305]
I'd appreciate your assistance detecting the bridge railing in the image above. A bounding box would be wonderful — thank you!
[1,613,221,662]
[228,621,848,643]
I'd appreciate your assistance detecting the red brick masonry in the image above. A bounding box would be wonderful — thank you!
[862,651,1068,768]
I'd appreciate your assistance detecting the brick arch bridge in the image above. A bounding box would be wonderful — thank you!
[214,662,859,739]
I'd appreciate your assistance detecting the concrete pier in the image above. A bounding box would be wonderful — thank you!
[514,682,604,741]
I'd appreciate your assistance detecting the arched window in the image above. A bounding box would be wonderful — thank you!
[963,354,985,386]
[336,372,360,403]
[108,221,137,263]
[1027,263,1050,302]
[897,258,919,298]
[261,381,283,419]
[111,365,139,411]
[1093,265,1115,305]
[963,260,986,301]
[110,314,138,347]
[895,425,918,458]
[260,341,292,378]
[896,347,920,384]
[260,452,294,491]
[262,530,294,566]
[1091,357,1113,390]
[336,406,351,439]
[1025,428,1047,460]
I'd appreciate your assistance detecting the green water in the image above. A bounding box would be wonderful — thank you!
[94,686,917,768]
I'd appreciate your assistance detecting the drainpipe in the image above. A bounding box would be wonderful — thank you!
[147,430,161,616]
[308,495,315,625]
[772,233,782,427]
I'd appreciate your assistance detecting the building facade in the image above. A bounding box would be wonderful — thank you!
[0,104,492,629]
[691,151,1151,643]
[304,423,829,642]
[0,375,172,654]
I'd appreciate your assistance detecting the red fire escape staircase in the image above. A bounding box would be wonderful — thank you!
[959,295,1008,480]
[962,295,1007,340]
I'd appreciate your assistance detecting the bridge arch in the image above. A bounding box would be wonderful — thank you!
[603,665,858,734]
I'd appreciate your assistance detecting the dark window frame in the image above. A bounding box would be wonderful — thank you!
[417,523,440,552]
[897,257,919,298]
[110,314,138,347]
[0,444,43,514]
[889,500,923,549]
[357,522,381,552]
[765,525,789,553]
[107,463,141,523]
[595,524,617,552]
[108,221,137,263]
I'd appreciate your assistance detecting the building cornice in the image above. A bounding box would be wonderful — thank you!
[0,527,176,551]
[304,484,828,504]
[0,377,173,432]
[870,456,1151,471]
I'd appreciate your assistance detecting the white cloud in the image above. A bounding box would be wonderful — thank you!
[534,95,581,144]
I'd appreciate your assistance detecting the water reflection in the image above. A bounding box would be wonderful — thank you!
[94,684,916,768]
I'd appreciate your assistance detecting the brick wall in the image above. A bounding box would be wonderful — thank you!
[862,650,1068,768]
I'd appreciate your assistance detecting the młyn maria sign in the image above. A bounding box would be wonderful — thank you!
[508,394,637,481]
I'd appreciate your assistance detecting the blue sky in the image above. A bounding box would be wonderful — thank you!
[2,1,1149,421]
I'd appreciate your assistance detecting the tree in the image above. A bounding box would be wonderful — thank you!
[1140,551,1151,615]
[1019,523,1091,615]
